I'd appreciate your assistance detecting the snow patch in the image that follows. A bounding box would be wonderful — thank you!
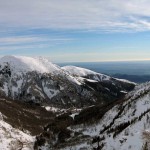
[0,112,35,150]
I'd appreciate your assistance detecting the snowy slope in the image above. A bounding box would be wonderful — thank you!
[35,84,150,150]
[62,65,136,85]
[62,65,110,81]
[0,55,61,74]
[0,56,84,104]
[0,112,35,150]
[61,82,150,150]
[0,56,82,86]
[62,66,102,76]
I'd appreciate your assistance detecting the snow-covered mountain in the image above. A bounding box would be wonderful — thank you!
[0,55,135,108]
[62,65,135,84]
[0,56,149,150]
[37,82,150,150]
[62,65,110,80]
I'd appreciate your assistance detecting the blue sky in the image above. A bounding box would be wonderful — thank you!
[1,0,150,62]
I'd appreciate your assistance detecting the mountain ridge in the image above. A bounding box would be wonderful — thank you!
[0,55,149,150]
[0,55,135,108]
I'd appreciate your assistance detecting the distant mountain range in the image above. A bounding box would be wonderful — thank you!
[113,74,150,83]
[59,61,150,83]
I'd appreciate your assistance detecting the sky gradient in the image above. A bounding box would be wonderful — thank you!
[0,0,150,62]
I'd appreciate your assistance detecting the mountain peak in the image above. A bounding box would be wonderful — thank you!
[0,55,60,74]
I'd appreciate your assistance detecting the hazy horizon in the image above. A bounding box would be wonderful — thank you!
[58,60,150,76]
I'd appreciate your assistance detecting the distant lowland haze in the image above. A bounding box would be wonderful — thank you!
[58,61,150,75]
[58,61,150,83]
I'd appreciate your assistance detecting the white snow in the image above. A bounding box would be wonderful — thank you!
[65,73,82,85]
[62,66,99,77]
[77,77,98,83]
[62,142,89,150]
[66,83,150,150]
[62,66,135,85]
[0,55,61,74]
[115,78,136,85]
[34,88,45,98]
[62,66,111,82]
[69,113,79,120]
[62,66,109,79]
[44,106,65,113]
[0,112,35,150]
[1,82,8,96]
[42,81,60,99]
[11,78,23,98]
[0,56,83,86]
[120,90,128,94]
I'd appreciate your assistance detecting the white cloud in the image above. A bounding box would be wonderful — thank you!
[47,51,150,62]
[0,35,73,47]
[0,0,150,32]
[0,44,49,51]
[0,36,44,44]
